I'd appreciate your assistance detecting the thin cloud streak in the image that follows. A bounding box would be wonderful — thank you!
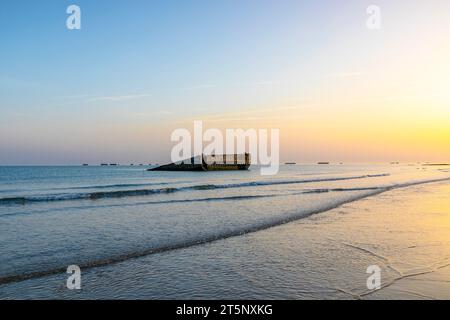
[172,104,314,124]
[87,94,152,102]
[181,84,216,91]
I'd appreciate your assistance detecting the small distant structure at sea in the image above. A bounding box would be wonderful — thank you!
[285,162,296,165]
[82,164,89,166]
[109,163,118,166]
[317,162,330,165]
[149,153,251,172]
[101,163,108,166]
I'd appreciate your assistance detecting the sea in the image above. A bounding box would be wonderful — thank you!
[0,164,449,299]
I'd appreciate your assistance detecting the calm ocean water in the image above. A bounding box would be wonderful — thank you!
[0,164,449,298]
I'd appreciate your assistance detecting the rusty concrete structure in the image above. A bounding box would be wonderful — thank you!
[148,153,251,171]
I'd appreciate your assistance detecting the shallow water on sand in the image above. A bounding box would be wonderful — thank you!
[0,164,449,299]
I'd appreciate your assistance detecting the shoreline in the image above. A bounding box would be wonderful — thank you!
[0,179,449,299]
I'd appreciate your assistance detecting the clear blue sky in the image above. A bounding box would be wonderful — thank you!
[1,0,449,164]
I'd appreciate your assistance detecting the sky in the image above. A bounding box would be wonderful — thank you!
[0,0,449,165]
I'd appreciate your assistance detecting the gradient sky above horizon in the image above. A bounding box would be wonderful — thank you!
[1,0,449,164]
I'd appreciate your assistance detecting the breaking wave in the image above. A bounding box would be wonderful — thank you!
[55,181,171,190]
[0,187,388,219]
[0,173,390,206]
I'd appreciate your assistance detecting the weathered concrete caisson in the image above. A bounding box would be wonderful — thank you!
[148,153,251,171]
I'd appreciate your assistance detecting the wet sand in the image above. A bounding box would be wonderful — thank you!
[262,180,450,299]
